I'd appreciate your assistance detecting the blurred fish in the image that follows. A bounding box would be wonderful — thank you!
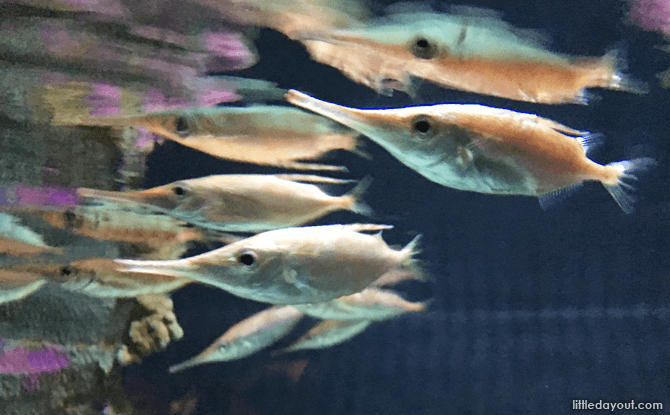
[31,75,286,129]
[116,224,421,304]
[2,259,191,298]
[79,174,373,233]
[5,204,206,260]
[286,90,655,213]
[295,8,645,102]
[282,319,371,353]
[295,287,428,321]
[169,306,304,372]
[198,0,368,39]
[34,205,205,247]
[81,105,366,171]
[371,266,425,286]
[0,213,63,256]
[0,270,46,304]
[0,184,80,208]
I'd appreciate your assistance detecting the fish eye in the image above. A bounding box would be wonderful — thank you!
[175,116,189,136]
[60,265,74,276]
[63,210,77,227]
[238,249,257,267]
[412,115,434,137]
[172,183,189,198]
[410,37,437,59]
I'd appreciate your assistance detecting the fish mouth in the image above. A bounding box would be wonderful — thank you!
[285,90,379,139]
[77,186,178,212]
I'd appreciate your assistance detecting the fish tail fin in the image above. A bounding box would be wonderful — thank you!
[342,176,374,216]
[602,157,656,213]
[398,234,424,280]
[600,45,649,94]
[351,134,372,159]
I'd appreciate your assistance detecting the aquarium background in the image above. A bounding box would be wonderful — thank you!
[123,0,670,413]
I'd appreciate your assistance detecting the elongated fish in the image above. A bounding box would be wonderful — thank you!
[116,224,421,304]
[2,259,191,298]
[295,8,645,103]
[32,206,204,246]
[0,271,47,305]
[282,319,372,353]
[286,90,655,213]
[79,174,372,233]
[199,0,368,39]
[81,105,366,171]
[295,287,428,321]
[0,213,63,256]
[169,306,304,372]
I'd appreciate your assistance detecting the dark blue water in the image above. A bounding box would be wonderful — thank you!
[124,0,670,413]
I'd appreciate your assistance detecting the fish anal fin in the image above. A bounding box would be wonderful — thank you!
[273,161,349,172]
[341,176,374,216]
[538,182,585,211]
[274,174,355,184]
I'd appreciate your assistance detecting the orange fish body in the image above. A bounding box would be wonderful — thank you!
[79,174,372,233]
[84,106,364,171]
[286,90,654,213]
[2,259,191,298]
[298,10,643,103]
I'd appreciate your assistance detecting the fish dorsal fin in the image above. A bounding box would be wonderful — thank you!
[274,174,354,184]
[536,117,588,137]
[576,133,604,156]
[333,223,394,233]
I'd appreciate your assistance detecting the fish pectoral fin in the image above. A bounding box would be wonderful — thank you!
[456,145,475,169]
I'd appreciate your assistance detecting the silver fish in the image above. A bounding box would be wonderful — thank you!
[295,287,428,321]
[116,224,421,304]
[169,305,304,372]
[283,319,372,353]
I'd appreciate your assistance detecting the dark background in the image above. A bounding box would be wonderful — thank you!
[124,0,670,413]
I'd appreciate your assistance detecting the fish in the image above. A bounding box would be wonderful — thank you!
[294,287,428,321]
[115,224,421,304]
[31,76,286,126]
[0,213,63,256]
[282,319,372,353]
[371,266,425,287]
[201,0,368,39]
[1,259,192,298]
[0,270,47,305]
[169,306,304,372]
[78,174,373,233]
[294,8,646,102]
[33,205,205,247]
[81,105,366,171]
[286,90,655,213]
